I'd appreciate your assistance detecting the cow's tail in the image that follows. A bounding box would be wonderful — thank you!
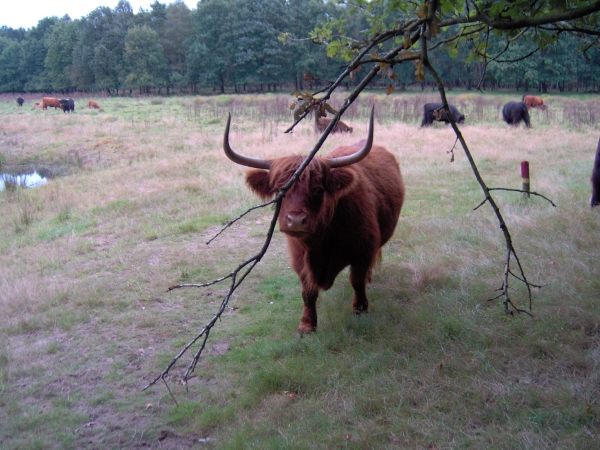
[367,249,383,283]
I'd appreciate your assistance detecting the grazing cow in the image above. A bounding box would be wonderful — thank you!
[314,111,353,134]
[42,97,62,110]
[59,98,75,113]
[502,101,531,128]
[421,102,465,126]
[88,100,100,109]
[523,95,547,111]
[591,137,600,208]
[223,109,405,335]
[16,97,24,106]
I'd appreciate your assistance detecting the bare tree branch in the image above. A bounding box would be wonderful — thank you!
[486,188,557,207]
[343,1,376,18]
[360,54,422,66]
[547,23,600,37]
[428,26,486,51]
[421,19,544,316]
[494,47,540,63]
[143,199,282,393]
[440,2,600,31]
[475,26,491,91]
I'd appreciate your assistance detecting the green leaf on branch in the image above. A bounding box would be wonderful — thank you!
[327,40,342,58]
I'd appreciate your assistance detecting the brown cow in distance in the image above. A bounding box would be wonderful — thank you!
[88,100,100,109]
[314,110,353,134]
[42,97,62,110]
[523,95,547,111]
[224,108,405,335]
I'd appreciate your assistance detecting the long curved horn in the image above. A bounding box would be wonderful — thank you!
[223,113,272,170]
[327,106,374,168]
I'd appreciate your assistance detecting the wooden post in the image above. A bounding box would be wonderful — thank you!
[521,161,530,198]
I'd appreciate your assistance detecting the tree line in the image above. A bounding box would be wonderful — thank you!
[1,0,599,96]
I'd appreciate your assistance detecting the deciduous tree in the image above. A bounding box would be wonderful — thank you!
[162,0,194,92]
[122,25,168,94]
[19,17,58,91]
[187,0,235,93]
[45,18,77,92]
[0,38,24,92]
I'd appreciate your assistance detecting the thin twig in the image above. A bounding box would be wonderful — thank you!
[494,47,540,63]
[475,26,490,91]
[206,199,277,245]
[447,137,458,162]
[428,26,485,51]
[487,188,557,207]
[508,269,549,289]
[162,377,178,406]
[473,188,557,211]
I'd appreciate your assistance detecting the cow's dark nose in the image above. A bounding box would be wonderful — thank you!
[283,211,308,232]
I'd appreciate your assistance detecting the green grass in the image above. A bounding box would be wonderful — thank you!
[0,93,599,449]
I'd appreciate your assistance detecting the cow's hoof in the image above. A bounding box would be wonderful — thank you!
[296,324,316,336]
[353,306,369,315]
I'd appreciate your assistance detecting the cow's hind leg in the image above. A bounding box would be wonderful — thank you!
[297,288,318,336]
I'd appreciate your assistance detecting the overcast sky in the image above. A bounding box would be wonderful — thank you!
[2,0,198,30]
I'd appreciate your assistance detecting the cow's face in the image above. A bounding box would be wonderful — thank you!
[224,111,374,238]
[245,156,357,239]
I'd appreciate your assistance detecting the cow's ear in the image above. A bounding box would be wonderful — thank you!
[245,169,274,201]
[326,168,358,198]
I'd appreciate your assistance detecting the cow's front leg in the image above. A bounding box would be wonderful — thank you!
[349,265,370,314]
[297,288,318,335]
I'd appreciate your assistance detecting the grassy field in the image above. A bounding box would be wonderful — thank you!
[0,91,599,449]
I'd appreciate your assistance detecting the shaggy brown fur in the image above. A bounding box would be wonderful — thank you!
[522,95,547,111]
[41,97,62,110]
[244,141,404,334]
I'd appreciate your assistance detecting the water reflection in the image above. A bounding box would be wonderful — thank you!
[0,171,48,191]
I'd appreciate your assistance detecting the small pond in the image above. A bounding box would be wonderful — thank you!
[0,166,58,191]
